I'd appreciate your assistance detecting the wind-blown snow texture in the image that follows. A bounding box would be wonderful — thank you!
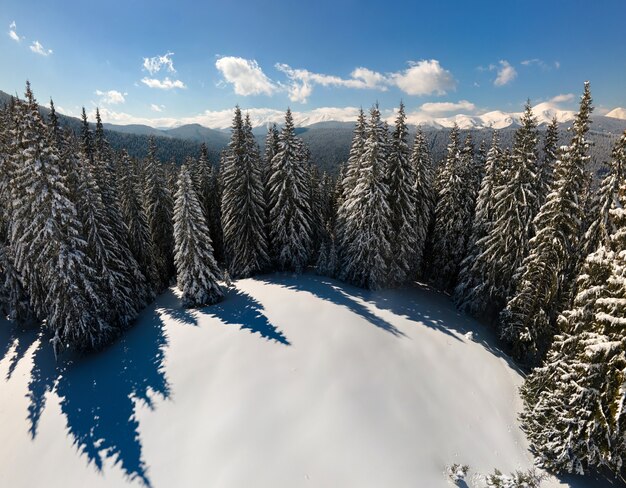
[0,274,615,487]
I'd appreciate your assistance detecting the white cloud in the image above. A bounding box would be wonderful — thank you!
[8,21,21,42]
[143,52,176,75]
[420,100,476,114]
[216,56,455,103]
[95,89,126,105]
[549,93,574,103]
[215,56,277,96]
[554,61,561,69]
[390,60,456,96]
[275,64,389,103]
[150,104,165,112]
[141,77,186,90]
[494,60,516,86]
[30,40,52,56]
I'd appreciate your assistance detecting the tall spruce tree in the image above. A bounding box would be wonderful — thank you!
[119,150,159,292]
[386,102,418,285]
[411,126,435,275]
[500,83,594,365]
[426,124,469,291]
[143,136,175,290]
[459,106,539,318]
[268,108,312,272]
[339,105,392,290]
[454,132,506,315]
[221,107,269,277]
[336,109,366,263]
[520,131,626,476]
[538,117,559,206]
[174,165,223,307]
[11,83,109,354]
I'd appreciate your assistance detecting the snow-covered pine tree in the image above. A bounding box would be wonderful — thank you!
[206,159,224,263]
[500,83,594,365]
[143,136,175,290]
[92,108,150,306]
[191,142,213,220]
[263,124,280,248]
[514,101,541,224]
[386,102,418,286]
[339,105,392,290]
[80,107,95,165]
[221,107,269,278]
[268,108,312,272]
[0,96,32,323]
[454,132,505,315]
[10,83,110,353]
[336,108,366,258]
[308,163,324,261]
[537,117,559,206]
[426,124,470,291]
[460,133,481,223]
[173,165,223,307]
[457,106,539,318]
[74,147,141,328]
[520,131,626,476]
[119,150,159,293]
[411,126,435,275]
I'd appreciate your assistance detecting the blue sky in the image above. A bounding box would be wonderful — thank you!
[1,0,625,127]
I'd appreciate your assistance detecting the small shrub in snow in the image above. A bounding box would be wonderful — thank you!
[485,468,546,488]
[445,463,469,483]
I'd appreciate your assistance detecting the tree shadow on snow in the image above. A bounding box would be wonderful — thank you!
[18,298,171,488]
[361,282,524,374]
[0,318,40,380]
[255,273,404,337]
[203,286,290,345]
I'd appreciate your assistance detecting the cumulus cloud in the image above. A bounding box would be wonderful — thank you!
[215,56,455,103]
[143,52,176,75]
[8,21,21,42]
[274,64,389,103]
[95,89,126,105]
[30,40,52,56]
[141,77,186,90]
[150,104,165,112]
[390,60,456,96]
[215,56,277,96]
[494,60,516,86]
[549,93,574,103]
[420,100,475,114]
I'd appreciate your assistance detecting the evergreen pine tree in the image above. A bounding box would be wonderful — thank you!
[221,107,269,277]
[386,102,418,286]
[411,126,435,275]
[426,124,469,291]
[538,117,559,206]
[143,136,175,290]
[268,108,312,272]
[336,108,366,259]
[119,150,159,292]
[520,131,626,476]
[11,83,109,354]
[454,132,506,315]
[339,105,392,290]
[500,83,594,365]
[174,165,223,307]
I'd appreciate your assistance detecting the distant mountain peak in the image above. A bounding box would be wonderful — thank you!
[606,107,626,120]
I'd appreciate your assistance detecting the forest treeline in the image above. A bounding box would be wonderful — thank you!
[0,81,625,482]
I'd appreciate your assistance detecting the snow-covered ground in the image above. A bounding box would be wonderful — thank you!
[0,273,620,487]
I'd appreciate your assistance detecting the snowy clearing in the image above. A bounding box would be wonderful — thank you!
[0,273,618,487]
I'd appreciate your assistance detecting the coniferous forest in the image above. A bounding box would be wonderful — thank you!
[1,80,626,484]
